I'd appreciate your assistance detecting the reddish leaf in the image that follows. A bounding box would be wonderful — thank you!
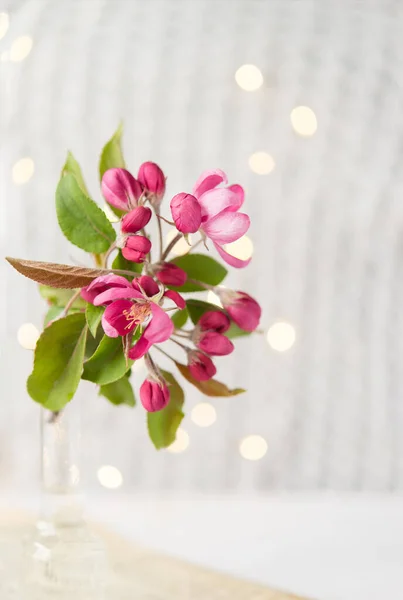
[6,257,107,289]
[175,362,245,397]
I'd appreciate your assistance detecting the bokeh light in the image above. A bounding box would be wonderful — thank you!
[239,435,268,461]
[167,428,190,453]
[290,106,317,137]
[9,35,33,62]
[191,403,217,427]
[249,152,275,175]
[12,157,35,185]
[266,321,296,352]
[235,64,263,91]
[223,235,254,261]
[17,323,39,350]
[97,465,123,489]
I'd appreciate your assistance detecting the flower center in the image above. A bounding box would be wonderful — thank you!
[122,302,151,330]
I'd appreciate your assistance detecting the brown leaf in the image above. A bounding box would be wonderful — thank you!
[175,362,245,397]
[6,257,107,289]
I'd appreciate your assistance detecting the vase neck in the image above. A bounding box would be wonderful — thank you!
[40,405,84,526]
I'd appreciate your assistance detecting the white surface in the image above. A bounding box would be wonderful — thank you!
[4,493,403,600]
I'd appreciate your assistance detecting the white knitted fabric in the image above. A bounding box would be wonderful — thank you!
[1,0,403,491]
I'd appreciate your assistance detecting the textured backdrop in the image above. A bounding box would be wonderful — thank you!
[1,0,403,492]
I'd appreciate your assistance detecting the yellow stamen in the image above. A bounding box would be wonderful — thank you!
[122,302,151,330]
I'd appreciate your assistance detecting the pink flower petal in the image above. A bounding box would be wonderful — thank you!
[192,169,228,199]
[170,193,202,234]
[164,289,186,309]
[227,184,245,211]
[199,310,230,333]
[202,211,250,244]
[128,335,152,360]
[198,188,241,221]
[102,299,136,337]
[214,242,252,268]
[133,275,159,297]
[214,242,252,269]
[145,303,174,343]
[81,274,131,304]
[93,287,143,306]
[197,332,234,356]
[101,168,142,211]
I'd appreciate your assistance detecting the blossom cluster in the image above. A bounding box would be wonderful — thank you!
[82,162,261,413]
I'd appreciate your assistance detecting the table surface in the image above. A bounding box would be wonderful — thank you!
[2,492,402,600]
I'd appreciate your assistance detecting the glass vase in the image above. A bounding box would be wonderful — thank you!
[23,404,107,599]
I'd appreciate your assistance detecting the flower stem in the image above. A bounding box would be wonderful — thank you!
[103,242,117,268]
[187,278,214,291]
[188,237,203,253]
[154,345,177,363]
[156,213,164,261]
[170,337,191,352]
[62,289,82,317]
[109,268,141,278]
[161,233,182,261]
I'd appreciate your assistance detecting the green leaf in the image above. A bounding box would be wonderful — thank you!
[171,307,189,329]
[56,173,116,253]
[99,377,135,407]
[111,251,143,278]
[43,305,81,326]
[147,371,184,449]
[99,123,126,181]
[186,299,220,324]
[85,324,104,359]
[27,314,87,411]
[44,305,63,326]
[39,285,86,309]
[82,335,132,385]
[61,151,89,196]
[99,124,127,218]
[225,322,251,339]
[175,362,245,397]
[85,304,104,338]
[170,254,227,293]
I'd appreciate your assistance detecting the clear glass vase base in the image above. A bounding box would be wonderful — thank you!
[23,521,108,599]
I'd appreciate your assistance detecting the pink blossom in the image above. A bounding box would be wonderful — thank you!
[101,168,143,212]
[192,310,233,356]
[122,235,151,263]
[155,263,187,287]
[89,275,183,360]
[169,170,250,267]
[81,274,131,304]
[137,162,166,205]
[220,290,261,332]
[194,171,250,267]
[121,206,152,234]
[140,378,170,412]
[198,310,230,334]
[188,351,216,381]
[197,331,234,356]
[170,193,202,233]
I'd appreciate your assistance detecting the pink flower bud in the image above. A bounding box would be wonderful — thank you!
[188,351,216,381]
[198,310,230,333]
[121,206,152,234]
[140,378,170,412]
[222,291,261,332]
[197,331,234,356]
[138,161,166,201]
[122,235,151,263]
[101,168,143,212]
[155,263,187,287]
[170,193,202,234]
